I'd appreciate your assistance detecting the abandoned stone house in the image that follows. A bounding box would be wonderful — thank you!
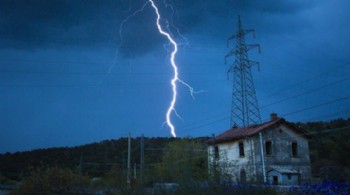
[207,114,312,185]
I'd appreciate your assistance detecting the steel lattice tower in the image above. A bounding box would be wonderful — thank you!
[225,16,261,128]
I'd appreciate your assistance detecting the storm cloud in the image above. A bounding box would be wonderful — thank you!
[0,0,322,55]
[0,0,349,153]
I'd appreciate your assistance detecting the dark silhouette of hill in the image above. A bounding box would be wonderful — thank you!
[1,117,350,182]
[0,137,209,181]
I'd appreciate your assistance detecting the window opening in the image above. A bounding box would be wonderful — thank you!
[265,141,272,156]
[292,142,298,156]
[214,146,219,159]
[239,142,245,157]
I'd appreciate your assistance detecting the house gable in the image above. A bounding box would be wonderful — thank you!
[261,123,310,161]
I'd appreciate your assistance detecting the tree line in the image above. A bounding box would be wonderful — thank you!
[0,118,349,193]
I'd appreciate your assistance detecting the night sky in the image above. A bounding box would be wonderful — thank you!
[1,0,350,153]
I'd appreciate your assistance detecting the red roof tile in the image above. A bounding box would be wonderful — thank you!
[206,118,308,144]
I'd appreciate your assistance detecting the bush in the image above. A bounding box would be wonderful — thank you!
[12,167,89,194]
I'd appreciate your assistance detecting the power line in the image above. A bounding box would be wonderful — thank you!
[260,76,350,109]
[260,63,350,100]
[303,108,350,121]
[177,76,350,133]
[177,112,229,129]
[177,116,229,134]
[304,126,350,135]
[254,125,350,140]
[178,105,350,135]
[281,96,350,118]
[0,68,222,76]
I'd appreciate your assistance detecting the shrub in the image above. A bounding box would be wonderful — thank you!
[12,167,89,194]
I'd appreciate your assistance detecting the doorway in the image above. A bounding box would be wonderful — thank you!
[273,176,278,185]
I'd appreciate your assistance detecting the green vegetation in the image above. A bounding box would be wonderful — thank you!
[11,167,89,194]
[0,118,349,194]
[155,139,207,183]
[296,118,350,181]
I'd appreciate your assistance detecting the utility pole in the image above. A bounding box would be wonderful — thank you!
[140,134,144,185]
[134,163,137,179]
[225,15,261,128]
[79,155,83,175]
[259,132,267,183]
[211,134,216,176]
[224,16,266,183]
[127,132,131,188]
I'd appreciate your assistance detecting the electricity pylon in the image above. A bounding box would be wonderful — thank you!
[225,16,261,128]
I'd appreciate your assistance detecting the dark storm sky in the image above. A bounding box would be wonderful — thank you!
[1,0,350,153]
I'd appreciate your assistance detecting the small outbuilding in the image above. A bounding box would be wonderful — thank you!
[267,166,299,185]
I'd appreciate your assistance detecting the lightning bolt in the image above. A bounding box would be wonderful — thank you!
[114,1,201,137]
[99,2,149,84]
[163,0,190,47]
[149,0,179,137]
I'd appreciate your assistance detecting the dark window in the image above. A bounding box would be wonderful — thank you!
[287,174,292,180]
[273,176,278,185]
[265,141,272,156]
[292,142,298,156]
[214,146,219,159]
[239,142,245,157]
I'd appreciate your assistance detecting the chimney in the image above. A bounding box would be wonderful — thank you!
[270,113,278,121]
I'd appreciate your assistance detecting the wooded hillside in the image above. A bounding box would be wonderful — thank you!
[0,118,349,184]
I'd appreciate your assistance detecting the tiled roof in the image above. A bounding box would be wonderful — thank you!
[206,118,308,144]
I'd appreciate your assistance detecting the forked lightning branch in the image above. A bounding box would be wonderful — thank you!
[119,0,196,137]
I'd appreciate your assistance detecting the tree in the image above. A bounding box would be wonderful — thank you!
[155,138,208,183]
[12,167,89,194]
